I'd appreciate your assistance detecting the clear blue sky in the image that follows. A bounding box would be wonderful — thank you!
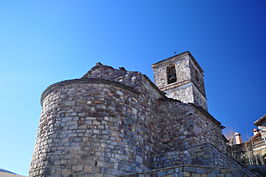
[0,0,265,175]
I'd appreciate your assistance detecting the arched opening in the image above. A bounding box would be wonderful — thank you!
[167,65,177,84]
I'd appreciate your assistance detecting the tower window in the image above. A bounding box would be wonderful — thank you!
[167,65,177,84]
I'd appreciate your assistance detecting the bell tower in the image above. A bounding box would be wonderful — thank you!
[152,51,207,110]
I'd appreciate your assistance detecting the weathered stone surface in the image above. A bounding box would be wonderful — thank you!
[152,51,207,110]
[118,165,256,177]
[29,52,257,177]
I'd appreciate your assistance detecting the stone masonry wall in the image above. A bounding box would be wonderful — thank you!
[192,86,207,110]
[29,79,159,177]
[82,64,163,100]
[30,62,255,177]
[163,83,207,110]
[191,106,226,152]
[163,83,194,104]
[188,59,205,98]
[152,57,190,90]
[119,163,257,177]
[152,52,207,110]
[149,99,226,169]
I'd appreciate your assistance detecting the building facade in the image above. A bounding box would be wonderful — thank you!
[230,115,266,166]
[29,51,256,177]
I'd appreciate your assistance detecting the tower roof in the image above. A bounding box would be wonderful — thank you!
[254,114,266,126]
[152,51,204,73]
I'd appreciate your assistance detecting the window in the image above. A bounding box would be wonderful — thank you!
[167,65,177,84]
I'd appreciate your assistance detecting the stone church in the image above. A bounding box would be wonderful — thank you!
[29,51,257,177]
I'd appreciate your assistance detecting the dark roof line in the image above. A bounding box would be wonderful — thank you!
[254,114,266,126]
[142,74,167,98]
[152,51,204,73]
[248,132,261,142]
[152,51,190,66]
[158,97,222,128]
[158,97,182,103]
[190,103,222,127]
[222,135,229,142]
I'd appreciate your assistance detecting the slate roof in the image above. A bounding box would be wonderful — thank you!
[254,114,266,126]
[248,132,261,142]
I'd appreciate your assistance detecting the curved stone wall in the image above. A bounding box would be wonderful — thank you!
[29,62,255,177]
[29,79,155,177]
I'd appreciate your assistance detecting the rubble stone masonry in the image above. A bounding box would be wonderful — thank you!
[29,52,257,177]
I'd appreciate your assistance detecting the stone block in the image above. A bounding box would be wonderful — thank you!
[72,165,83,171]
[62,169,71,176]
[183,172,191,177]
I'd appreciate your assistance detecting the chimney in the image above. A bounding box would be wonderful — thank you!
[235,132,242,144]
[253,129,259,136]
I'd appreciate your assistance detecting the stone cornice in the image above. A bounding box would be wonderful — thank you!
[152,51,204,73]
[41,78,140,106]
[160,80,207,99]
